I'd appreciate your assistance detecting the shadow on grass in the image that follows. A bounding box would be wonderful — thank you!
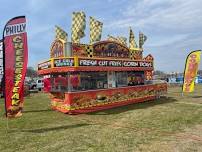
[20,123,91,133]
[88,96,177,115]
[23,109,52,113]
[192,96,202,99]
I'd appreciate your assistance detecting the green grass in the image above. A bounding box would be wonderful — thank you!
[0,85,202,152]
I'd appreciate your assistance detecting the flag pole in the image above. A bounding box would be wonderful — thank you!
[181,50,190,97]
[2,19,7,117]
[2,18,9,131]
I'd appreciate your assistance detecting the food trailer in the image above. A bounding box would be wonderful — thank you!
[38,12,167,114]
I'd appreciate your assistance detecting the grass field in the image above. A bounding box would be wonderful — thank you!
[0,85,202,152]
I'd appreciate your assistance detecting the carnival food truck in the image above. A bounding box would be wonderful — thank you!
[38,12,167,114]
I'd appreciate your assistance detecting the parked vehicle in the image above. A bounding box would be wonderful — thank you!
[36,79,44,91]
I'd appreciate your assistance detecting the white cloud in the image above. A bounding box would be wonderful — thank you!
[1,0,201,72]
[147,34,189,47]
[26,0,50,13]
[103,0,202,72]
[107,0,202,31]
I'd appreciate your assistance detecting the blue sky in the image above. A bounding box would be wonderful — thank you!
[0,0,202,72]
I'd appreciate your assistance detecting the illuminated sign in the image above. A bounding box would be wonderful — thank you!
[78,58,153,68]
[38,60,51,70]
[54,58,74,67]
[123,61,152,67]
[38,58,153,70]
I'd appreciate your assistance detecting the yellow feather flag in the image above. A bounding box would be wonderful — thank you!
[90,17,103,44]
[55,26,68,42]
[129,27,137,49]
[71,11,86,43]
[183,50,201,92]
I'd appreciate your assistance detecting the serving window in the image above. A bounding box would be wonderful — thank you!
[116,72,128,87]
[70,72,108,91]
[48,73,69,92]
[127,71,144,86]
[46,70,145,93]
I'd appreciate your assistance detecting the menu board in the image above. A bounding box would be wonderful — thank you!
[78,58,153,68]
[38,57,153,71]
[54,58,74,67]
[38,60,51,70]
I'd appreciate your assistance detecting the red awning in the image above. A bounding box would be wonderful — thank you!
[38,66,153,75]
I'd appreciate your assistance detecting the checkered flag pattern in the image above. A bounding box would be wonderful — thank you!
[107,35,117,42]
[55,26,68,42]
[71,11,86,43]
[90,17,103,44]
[85,45,94,58]
[116,36,127,46]
[130,49,135,60]
[129,28,137,49]
[139,32,147,48]
[108,35,127,46]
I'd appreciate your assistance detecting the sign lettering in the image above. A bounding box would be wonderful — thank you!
[79,58,153,68]
[54,58,74,67]
[4,23,26,36]
[38,60,51,70]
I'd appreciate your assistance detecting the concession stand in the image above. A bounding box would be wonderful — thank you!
[38,12,167,114]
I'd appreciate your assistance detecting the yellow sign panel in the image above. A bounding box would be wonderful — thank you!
[183,50,201,92]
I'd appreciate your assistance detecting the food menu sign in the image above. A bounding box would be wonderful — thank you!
[54,58,74,67]
[123,61,152,67]
[38,57,153,70]
[79,59,122,67]
[38,60,51,70]
[78,58,153,68]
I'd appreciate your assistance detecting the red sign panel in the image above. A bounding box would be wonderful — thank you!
[3,16,28,117]
[50,39,64,58]
[93,41,130,58]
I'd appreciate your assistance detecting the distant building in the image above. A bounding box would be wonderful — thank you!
[167,75,202,84]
